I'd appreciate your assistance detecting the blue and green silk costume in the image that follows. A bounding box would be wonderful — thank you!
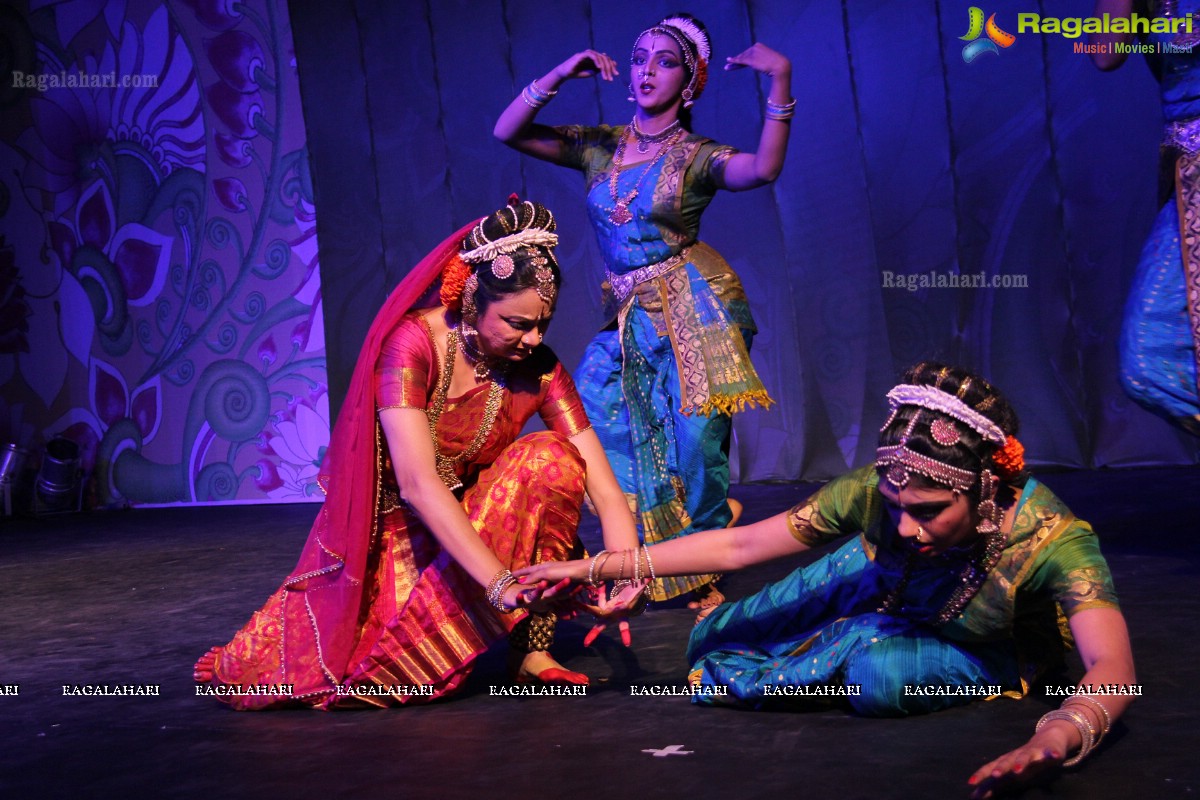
[687,466,1119,716]
[556,124,773,600]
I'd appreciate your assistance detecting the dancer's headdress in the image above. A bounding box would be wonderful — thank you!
[875,374,1024,539]
[440,197,559,318]
[636,16,711,107]
[875,383,1007,492]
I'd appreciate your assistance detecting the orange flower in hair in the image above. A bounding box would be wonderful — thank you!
[440,254,471,311]
[992,435,1025,480]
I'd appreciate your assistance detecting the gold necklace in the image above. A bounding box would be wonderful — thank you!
[459,322,506,380]
[426,326,505,491]
[607,124,685,225]
[630,116,682,154]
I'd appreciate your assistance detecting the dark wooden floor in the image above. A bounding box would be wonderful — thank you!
[1,466,1198,799]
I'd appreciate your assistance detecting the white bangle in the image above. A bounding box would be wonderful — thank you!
[1036,708,1095,767]
[586,550,608,587]
[641,545,657,595]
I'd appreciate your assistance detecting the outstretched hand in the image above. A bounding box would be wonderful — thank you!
[514,558,589,587]
[555,49,620,82]
[724,42,791,76]
[967,733,1066,799]
[503,577,577,615]
[513,560,649,646]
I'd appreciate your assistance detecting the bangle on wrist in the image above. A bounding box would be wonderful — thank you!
[1063,695,1111,738]
[587,550,608,587]
[522,79,558,109]
[765,97,797,121]
[609,578,634,600]
[598,551,615,582]
[1036,708,1096,767]
[486,568,517,612]
[640,545,656,596]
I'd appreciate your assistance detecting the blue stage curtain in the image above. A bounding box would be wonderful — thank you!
[291,0,1199,478]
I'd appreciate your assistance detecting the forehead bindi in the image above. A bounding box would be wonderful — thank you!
[634,34,681,57]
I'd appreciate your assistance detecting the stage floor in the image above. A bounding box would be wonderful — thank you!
[2,466,1198,799]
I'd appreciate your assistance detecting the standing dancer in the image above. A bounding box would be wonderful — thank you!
[1091,0,1200,435]
[496,14,793,609]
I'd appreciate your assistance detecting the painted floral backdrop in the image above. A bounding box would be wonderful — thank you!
[0,0,327,506]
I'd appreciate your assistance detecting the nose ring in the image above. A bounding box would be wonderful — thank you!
[916,526,929,543]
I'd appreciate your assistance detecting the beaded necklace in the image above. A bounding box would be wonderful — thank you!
[426,326,505,491]
[459,324,506,381]
[876,524,1006,626]
[607,123,685,225]
[630,116,682,154]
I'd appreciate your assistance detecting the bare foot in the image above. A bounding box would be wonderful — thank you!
[693,601,721,625]
[193,646,222,683]
[509,649,589,685]
[687,582,725,625]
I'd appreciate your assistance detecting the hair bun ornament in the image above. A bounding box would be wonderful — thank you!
[930,418,961,447]
[490,253,516,279]
[440,254,471,311]
[991,435,1025,480]
[885,384,1007,444]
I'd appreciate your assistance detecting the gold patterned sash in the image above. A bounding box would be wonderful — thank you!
[659,245,773,416]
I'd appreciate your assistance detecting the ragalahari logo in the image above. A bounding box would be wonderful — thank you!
[960,7,1016,62]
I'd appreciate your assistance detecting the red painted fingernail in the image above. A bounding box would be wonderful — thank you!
[967,776,978,785]
[1013,764,1024,774]
[516,576,528,583]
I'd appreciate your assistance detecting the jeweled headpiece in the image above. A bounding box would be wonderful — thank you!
[459,226,559,267]
[875,373,1013,625]
[874,383,1008,492]
[882,384,1007,444]
[636,16,711,108]
[458,199,560,310]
